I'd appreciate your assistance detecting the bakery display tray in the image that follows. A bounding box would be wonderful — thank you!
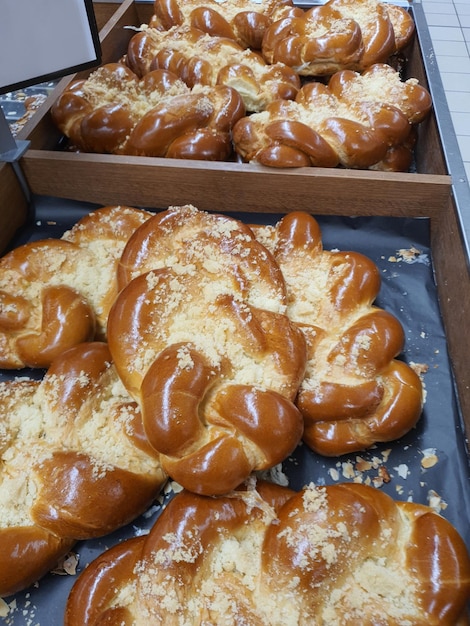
[1,195,469,624]
[12,0,451,216]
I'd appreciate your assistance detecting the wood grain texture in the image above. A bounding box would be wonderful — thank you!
[431,194,470,449]
[0,163,28,254]
[20,150,451,216]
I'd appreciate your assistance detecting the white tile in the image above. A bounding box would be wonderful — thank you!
[437,55,470,73]
[440,72,470,92]
[459,15,470,28]
[463,27,470,42]
[427,25,465,41]
[445,91,470,113]
[464,161,470,183]
[432,40,469,56]
[455,3,470,18]
[457,135,470,161]
[451,112,470,136]
[424,13,460,27]
[422,3,457,17]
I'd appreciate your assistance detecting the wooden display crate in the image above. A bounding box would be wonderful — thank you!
[2,0,469,446]
[14,0,452,217]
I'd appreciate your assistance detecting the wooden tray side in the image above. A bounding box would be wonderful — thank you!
[405,34,448,177]
[0,163,28,254]
[19,150,451,217]
[16,0,453,213]
[431,196,470,446]
[92,0,123,30]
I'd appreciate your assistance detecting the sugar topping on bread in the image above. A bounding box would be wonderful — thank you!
[64,481,470,625]
[0,205,151,368]
[0,341,166,597]
[250,212,423,456]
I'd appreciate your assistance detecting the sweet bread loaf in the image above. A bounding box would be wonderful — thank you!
[107,205,307,495]
[125,25,300,112]
[262,0,415,75]
[0,205,151,368]
[116,204,287,305]
[0,341,166,597]
[51,62,245,157]
[152,0,298,49]
[64,480,470,625]
[329,62,432,125]
[251,212,423,456]
[232,63,432,170]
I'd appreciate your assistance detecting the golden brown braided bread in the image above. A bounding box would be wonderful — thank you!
[51,63,245,158]
[0,205,151,368]
[251,212,423,456]
[0,341,166,597]
[232,63,432,170]
[64,480,470,625]
[125,25,300,112]
[107,206,307,495]
[152,0,297,49]
[262,0,416,75]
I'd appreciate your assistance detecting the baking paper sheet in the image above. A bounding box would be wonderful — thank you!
[2,196,469,624]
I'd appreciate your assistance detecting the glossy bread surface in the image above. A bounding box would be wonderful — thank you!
[64,481,470,625]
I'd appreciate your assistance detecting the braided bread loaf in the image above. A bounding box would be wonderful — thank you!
[51,63,245,157]
[262,0,416,75]
[107,206,307,495]
[125,25,300,112]
[64,480,470,625]
[152,0,297,49]
[251,212,423,456]
[232,63,432,170]
[0,341,166,597]
[0,205,151,369]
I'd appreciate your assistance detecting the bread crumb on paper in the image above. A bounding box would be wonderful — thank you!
[51,552,79,576]
[420,448,439,469]
[427,489,448,514]
[388,247,429,265]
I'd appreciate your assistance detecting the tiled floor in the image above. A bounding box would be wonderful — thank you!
[421,0,470,183]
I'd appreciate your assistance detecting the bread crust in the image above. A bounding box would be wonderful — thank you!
[0,341,166,597]
[0,205,151,368]
[107,206,307,495]
[51,63,245,157]
[262,0,416,74]
[125,25,300,112]
[152,0,298,49]
[64,481,470,625]
[250,212,423,455]
[232,63,431,170]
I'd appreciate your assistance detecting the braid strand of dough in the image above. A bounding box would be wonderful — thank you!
[0,341,166,597]
[64,481,470,625]
[0,205,151,368]
[251,211,423,456]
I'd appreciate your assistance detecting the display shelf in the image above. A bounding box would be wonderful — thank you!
[12,0,451,215]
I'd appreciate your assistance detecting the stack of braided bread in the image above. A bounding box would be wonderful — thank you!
[50,0,432,171]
